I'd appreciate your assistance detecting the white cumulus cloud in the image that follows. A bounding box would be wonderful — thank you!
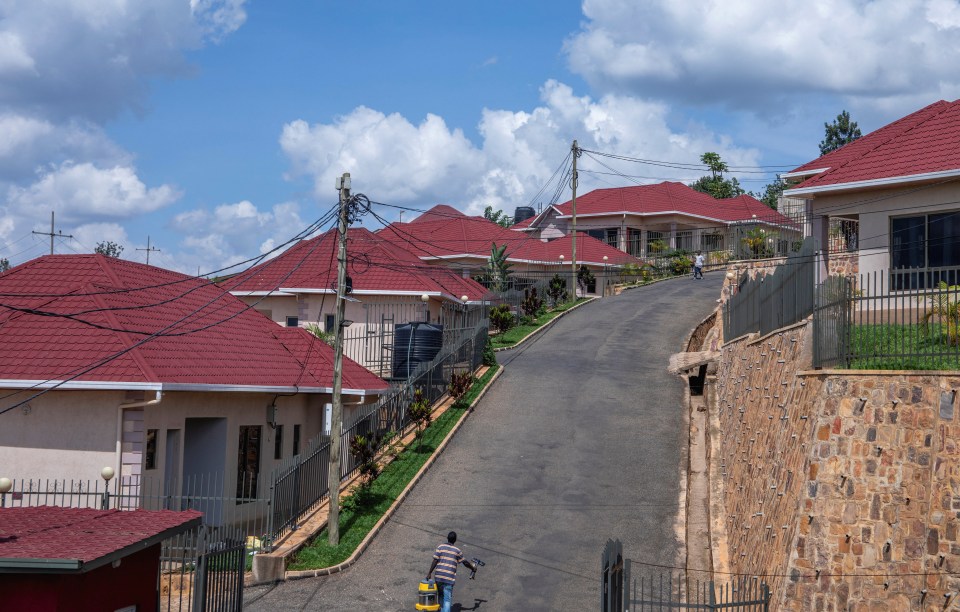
[7,162,180,222]
[281,79,760,218]
[565,0,960,110]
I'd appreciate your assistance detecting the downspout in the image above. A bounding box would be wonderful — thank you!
[114,390,164,489]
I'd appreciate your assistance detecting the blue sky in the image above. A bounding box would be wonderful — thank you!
[3,0,960,273]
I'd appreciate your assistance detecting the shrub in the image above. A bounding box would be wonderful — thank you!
[671,256,692,276]
[489,303,514,334]
[448,370,474,404]
[408,388,432,451]
[520,287,544,318]
[547,274,569,305]
[482,338,497,366]
[577,266,595,293]
[349,434,381,493]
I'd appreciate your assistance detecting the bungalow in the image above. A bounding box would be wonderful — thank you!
[223,227,490,375]
[0,255,389,510]
[784,99,960,291]
[377,205,640,294]
[513,182,798,261]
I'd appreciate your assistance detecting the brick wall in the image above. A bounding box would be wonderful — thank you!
[712,317,960,610]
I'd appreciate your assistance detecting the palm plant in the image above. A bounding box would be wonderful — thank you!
[487,242,513,291]
[919,282,960,346]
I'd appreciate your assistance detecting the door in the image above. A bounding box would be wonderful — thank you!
[183,418,227,524]
[164,429,181,500]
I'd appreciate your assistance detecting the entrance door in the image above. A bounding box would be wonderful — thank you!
[183,418,227,524]
[164,429,182,500]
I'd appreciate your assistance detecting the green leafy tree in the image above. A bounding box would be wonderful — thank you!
[94,241,124,258]
[305,322,334,345]
[520,287,545,318]
[689,152,746,199]
[819,110,862,155]
[752,176,784,210]
[577,265,595,293]
[348,434,381,493]
[0,258,9,273]
[487,242,513,291]
[741,227,773,259]
[483,205,514,228]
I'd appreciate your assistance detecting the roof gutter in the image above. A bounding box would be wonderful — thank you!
[785,168,960,196]
[118,390,162,409]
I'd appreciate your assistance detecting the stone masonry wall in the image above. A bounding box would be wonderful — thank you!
[713,318,960,611]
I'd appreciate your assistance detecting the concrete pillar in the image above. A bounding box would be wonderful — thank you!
[640,229,648,258]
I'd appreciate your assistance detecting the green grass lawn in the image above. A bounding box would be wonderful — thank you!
[287,364,500,570]
[490,298,588,348]
[846,324,960,370]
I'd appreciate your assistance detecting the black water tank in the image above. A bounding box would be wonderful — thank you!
[514,206,536,224]
[392,322,444,379]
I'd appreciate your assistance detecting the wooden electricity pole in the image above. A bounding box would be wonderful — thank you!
[327,172,351,546]
[570,140,579,301]
[137,236,161,265]
[32,211,73,255]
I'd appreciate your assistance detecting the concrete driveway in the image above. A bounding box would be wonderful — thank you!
[245,273,724,611]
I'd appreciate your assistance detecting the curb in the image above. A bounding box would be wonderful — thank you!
[284,366,505,580]
[493,297,597,353]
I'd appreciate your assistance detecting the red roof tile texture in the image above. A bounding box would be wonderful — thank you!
[224,227,488,300]
[0,506,200,564]
[0,255,388,391]
[789,100,960,189]
[548,182,792,225]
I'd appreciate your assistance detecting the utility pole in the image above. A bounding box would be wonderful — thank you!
[32,211,73,255]
[137,236,161,265]
[327,172,351,547]
[570,140,579,302]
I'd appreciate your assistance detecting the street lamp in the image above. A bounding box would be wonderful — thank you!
[100,466,115,510]
[602,255,609,296]
[0,477,11,508]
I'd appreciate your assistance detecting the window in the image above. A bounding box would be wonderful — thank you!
[701,233,724,252]
[286,316,299,327]
[675,230,694,252]
[274,424,284,460]
[325,314,336,333]
[293,424,301,456]
[605,228,618,247]
[891,212,960,289]
[586,229,619,247]
[237,426,262,499]
[145,429,158,470]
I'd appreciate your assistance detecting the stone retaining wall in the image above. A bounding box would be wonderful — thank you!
[713,318,960,610]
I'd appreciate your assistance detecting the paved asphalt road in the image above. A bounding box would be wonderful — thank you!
[245,274,724,611]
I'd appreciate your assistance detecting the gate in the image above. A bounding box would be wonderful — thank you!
[601,540,770,611]
[813,275,853,368]
[192,528,245,612]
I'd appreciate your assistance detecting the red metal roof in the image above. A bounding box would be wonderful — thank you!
[0,507,201,569]
[787,100,960,190]
[224,227,488,301]
[408,204,467,224]
[512,232,640,266]
[546,182,792,226]
[0,255,388,392]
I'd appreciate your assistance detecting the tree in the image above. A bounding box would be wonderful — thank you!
[819,110,862,155]
[752,176,785,210]
[689,152,745,199]
[483,205,513,228]
[95,241,124,258]
[487,242,513,291]
[408,388,432,452]
[547,273,569,305]
[489,303,514,334]
[0,258,9,273]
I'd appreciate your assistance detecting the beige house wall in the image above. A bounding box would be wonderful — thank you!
[0,389,124,483]
[808,181,960,288]
[0,388,376,502]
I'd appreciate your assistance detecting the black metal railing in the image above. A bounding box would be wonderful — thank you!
[723,237,816,341]
[267,321,490,544]
[601,539,771,611]
[813,266,960,370]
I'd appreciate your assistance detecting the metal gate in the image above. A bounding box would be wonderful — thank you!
[192,528,246,612]
[601,540,770,611]
[813,275,852,368]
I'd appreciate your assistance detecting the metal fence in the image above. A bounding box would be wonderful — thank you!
[268,321,490,544]
[601,540,770,611]
[159,525,246,612]
[337,301,490,377]
[813,266,960,370]
[723,237,816,341]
